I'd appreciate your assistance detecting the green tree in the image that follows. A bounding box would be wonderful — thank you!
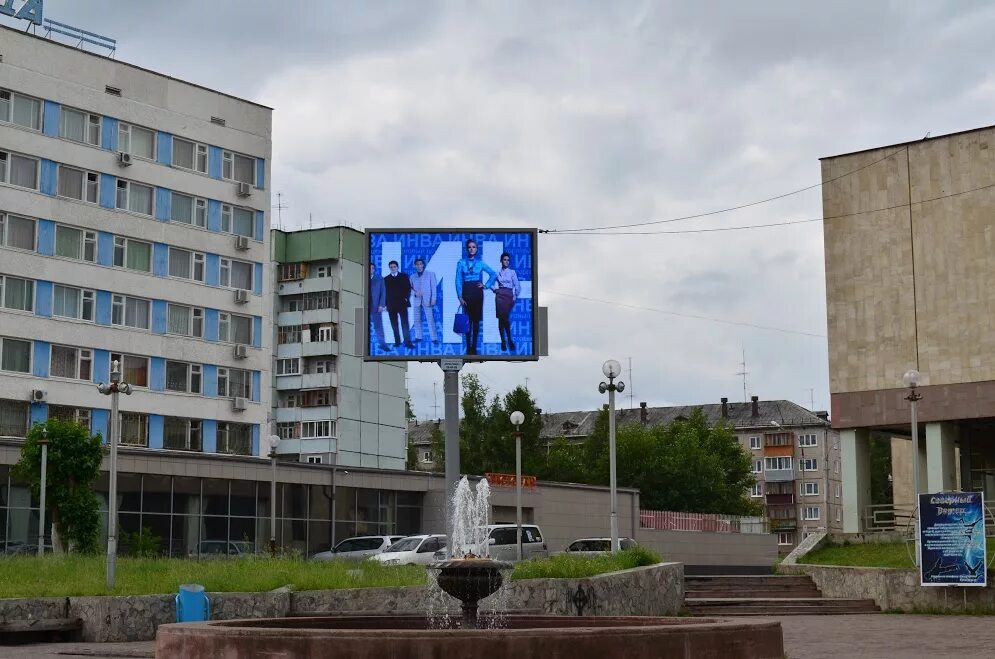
[13,419,103,553]
[429,425,446,473]
[869,433,893,506]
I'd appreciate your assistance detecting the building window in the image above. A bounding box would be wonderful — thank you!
[0,399,29,437]
[282,394,297,408]
[276,358,300,376]
[299,389,334,407]
[219,257,253,290]
[113,236,152,272]
[803,506,820,521]
[222,150,255,185]
[217,422,251,455]
[111,294,150,330]
[315,265,332,278]
[55,225,97,262]
[0,150,39,189]
[0,89,41,130]
[50,345,92,380]
[800,458,818,472]
[53,285,95,321]
[118,123,155,160]
[170,193,207,227]
[301,420,334,439]
[168,247,205,282]
[172,137,208,173]
[777,532,793,546]
[834,460,840,474]
[313,359,335,374]
[798,433,818,447]
[120,412,149,447]
[749,436,761,450]
[836,484,841,498]
[0,275,34,312]
[167,304,203,337]
[218,368,251,399]
[48,405,91,428]
[0,213,36,251]
[220,204,254,237]
[278,263,306,281]
[277,422,298,439]
[115,179,154,216]
[303,291,338,310]
[306,455,323,464]
[803,482,820,496]
[316,325,335,342]
[60,107,101,146]
[278,325,301,344]
[751,483,763,497]
[422,451,432,463]
[764,457,792,471]
[0,337,31,373]
[164,417,202,452]
[282,297,303,312]
[57,166,99,203]
[836,509,842,523]
[166,361,201,394]
[753,459,762,474]
[218,312,252,344]
[110,353,149,387]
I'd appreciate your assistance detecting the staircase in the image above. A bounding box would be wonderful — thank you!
[684,575,879,616]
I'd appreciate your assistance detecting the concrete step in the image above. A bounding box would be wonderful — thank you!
[686,597,879,616]
[685,575,815,587]
[686,590,823,599]
[0,618,82,645]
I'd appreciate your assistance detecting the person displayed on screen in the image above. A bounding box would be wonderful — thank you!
[368,263,390,352]
[409,257,438,343]
[384,260,416,349]
[492,251,521,351]
[456,239,497,355]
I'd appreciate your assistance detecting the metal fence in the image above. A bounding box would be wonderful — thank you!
[639,509,769,534]
[865,501,995,537]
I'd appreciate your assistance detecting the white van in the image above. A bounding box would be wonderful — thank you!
[440,524,548,562]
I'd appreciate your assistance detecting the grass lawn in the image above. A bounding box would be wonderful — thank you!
[799,538,995,569]
[0,555,428,598]
[511,547,662,580]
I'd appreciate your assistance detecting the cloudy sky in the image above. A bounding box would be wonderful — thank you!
[10,1,995,419]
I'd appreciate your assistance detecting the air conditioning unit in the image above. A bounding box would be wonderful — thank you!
[30,389,47,403]
[234,235,250,251]
[234,289,250,304]
[117,152,132,167]
[231,397,248,412]
[236,181,252,197]
[233,344,248,359]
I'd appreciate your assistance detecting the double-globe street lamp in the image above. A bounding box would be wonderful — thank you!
[37,426,48,557]
[599,359,625,553]
[903,369,923,566]
[510,410,525,561]
[97,360,133,590]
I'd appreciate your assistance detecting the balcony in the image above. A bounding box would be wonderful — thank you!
[764,468,795,482]
[763,444,794,457]
[274,406,338,423]
[303,340,337,357]
[770,519,797,531]
[765,493,795,506]
[301,372,337,389]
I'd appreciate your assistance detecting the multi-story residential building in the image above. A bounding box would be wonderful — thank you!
[271,227,407,469]
[0,26,273,552]
[516,396,842,551]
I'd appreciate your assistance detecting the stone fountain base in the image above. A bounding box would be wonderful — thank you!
[156,614,783,658]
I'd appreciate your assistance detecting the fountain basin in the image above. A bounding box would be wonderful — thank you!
[432,558,513,629]
[156,614,784,658]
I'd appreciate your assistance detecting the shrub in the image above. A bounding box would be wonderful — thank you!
[512,547,662,580]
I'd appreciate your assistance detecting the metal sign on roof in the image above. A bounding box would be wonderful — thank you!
[0,0,43,25]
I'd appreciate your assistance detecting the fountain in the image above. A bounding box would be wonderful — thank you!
[155,475,784,657]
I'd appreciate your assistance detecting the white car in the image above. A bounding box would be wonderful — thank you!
[437,524,549,562]
[370,534,447,566]
[311,535,405,561]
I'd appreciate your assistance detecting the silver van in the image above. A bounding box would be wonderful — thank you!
[483,524,548,561]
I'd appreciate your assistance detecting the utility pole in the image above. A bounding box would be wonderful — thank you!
[737,349,749,402]
[627,357,634,410]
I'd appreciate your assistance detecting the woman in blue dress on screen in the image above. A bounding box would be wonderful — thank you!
[456,238,497,355]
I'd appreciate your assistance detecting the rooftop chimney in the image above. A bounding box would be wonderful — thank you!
[815,411,829,422]
[751,395,759,418]
[721,397,729,419]
[640,401,648,424]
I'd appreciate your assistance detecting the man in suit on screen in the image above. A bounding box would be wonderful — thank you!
[384,260,416,349]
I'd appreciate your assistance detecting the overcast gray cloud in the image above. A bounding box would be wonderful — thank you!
[12,0,995,419]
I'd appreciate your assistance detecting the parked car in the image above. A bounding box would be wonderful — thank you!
[197,541,257,557]
[563,537,638,556]
[311,535,405,561]
[438,524,548,562]
[370,534,447,566]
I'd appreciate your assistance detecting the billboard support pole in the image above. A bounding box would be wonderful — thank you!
[441,359,463,557]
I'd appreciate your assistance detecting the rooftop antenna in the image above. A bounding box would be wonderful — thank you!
[309,213,313,230]
[736,349,749,403]
[627,357,635,409]
[272,192,288,230]
[807,388,815,410]
[433,382,439,419]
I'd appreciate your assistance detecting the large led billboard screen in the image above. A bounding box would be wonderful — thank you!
[365,229,538,361]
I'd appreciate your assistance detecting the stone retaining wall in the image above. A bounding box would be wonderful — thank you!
[0,562,683,642]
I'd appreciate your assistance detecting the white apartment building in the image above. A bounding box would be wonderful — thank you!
[0,25,271,457]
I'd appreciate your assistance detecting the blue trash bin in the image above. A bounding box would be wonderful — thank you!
[176,583,210,623]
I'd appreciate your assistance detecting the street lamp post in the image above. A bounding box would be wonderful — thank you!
[38,425,48,557]
[269,435,281,556]
[97,360,132,590]
[903,369,923,566]
[599,359,625,553]
[510,410,525,561]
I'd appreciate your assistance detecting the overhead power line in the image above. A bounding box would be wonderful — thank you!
[544,148,904,234]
